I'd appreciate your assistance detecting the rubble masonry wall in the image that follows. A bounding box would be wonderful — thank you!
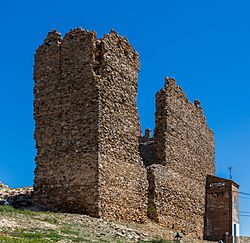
[33,29,147,222]
[148,77,215,239]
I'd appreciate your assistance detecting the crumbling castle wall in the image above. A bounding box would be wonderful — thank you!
[33,29,147,222]
[147,165,206,237]
[33,29,100,215]
[147,77,215,239]
[97,31,148,222]
[154,78,215,177]
[34,28,216,237]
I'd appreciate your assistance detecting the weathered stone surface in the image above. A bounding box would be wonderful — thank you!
[147,164,205,239]
[33,28,147,222]
[146,77,215,239]
[97,31,147,222]
[154,77,215,178]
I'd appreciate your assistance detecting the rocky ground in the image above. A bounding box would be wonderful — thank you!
[0,205,180,242]
[0,183,213,242]
[0,182,34,210]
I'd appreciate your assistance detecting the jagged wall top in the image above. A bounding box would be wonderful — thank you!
[163,77,203,111]
[36,28,140,71]
[154,76,215,176]
[157,76,212,131]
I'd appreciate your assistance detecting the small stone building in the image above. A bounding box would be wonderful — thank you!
[205,175,240,243]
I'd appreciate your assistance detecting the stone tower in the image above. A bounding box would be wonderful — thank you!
[33,28,148,222]
[147,77,215,238]
[205,175,240,243]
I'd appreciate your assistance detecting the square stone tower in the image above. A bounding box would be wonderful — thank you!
[205,175,240,243]
[33,28,148,222]
[147,77,215,239]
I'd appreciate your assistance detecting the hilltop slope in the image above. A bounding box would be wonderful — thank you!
[0,205,175,242]
[0,184,214,242]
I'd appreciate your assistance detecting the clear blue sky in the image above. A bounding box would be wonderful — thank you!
[1,0,250,236]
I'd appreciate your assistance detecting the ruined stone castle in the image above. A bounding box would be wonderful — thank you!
[33,28,235,240]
